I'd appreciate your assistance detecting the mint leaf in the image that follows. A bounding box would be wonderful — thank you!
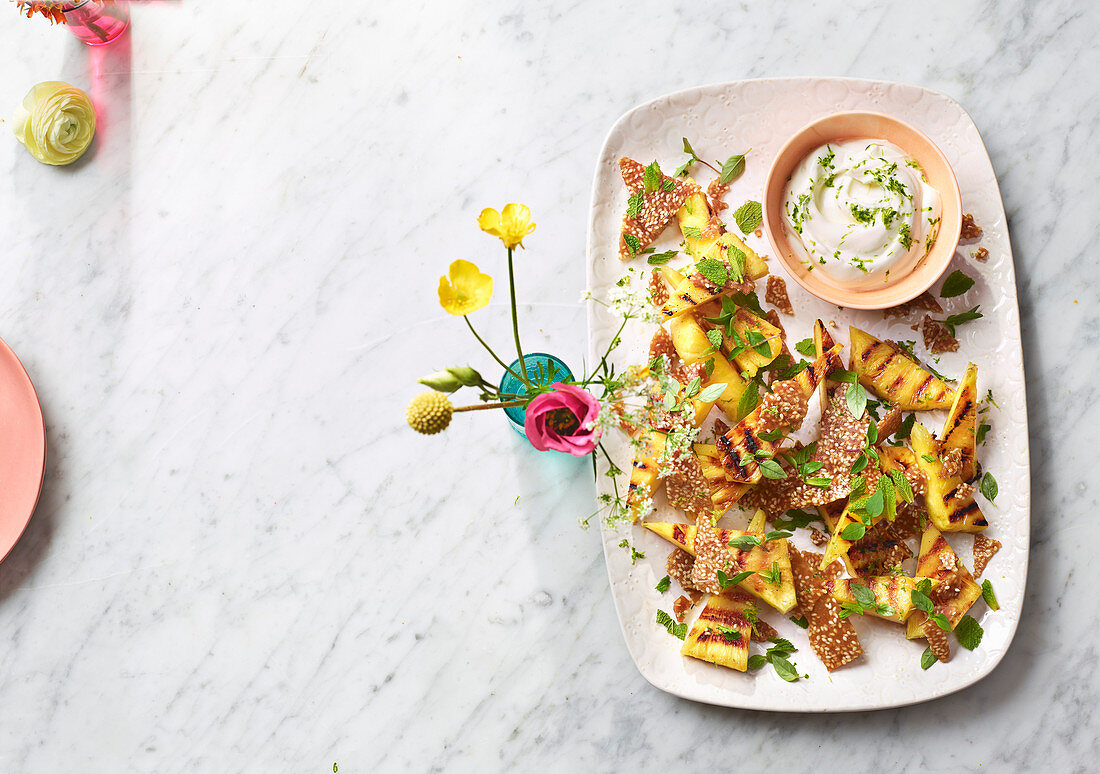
[763,530,793,542]
[980,471,998,503]
[717,569,754,590]
[758,459,787,479]
[623,233,641,256]
[656,609,687,640]
[790,615,809,629]
[719,150,749,184]
[851,583,876,608]
[773,509,820,530]
[981,579,1000,611]
[747,654,767,670]
[895,413,915,440]
[697,382,727,403]
[889,469,915,503]
[769,654,804,682]
[656,575,671,593]
[942,305,983,336]
[840,523,866,541]
[734,200,763,234]
[736,379,759,420]
[846,381,868,418]
[706,328,725,350]
[940,269,975,298]
[928,612,952,632]
[643,161,663,194]
[794,338,816,357]
[647,249,677,266]
[954,614,983,650]
[626,192,644,219]
[695,257,729,288]
[728,534,761,550]
[911,587,933,614]
[920,646,937,669]
[682,137,698,158]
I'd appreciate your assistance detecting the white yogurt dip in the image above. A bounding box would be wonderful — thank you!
[782,140,941,286]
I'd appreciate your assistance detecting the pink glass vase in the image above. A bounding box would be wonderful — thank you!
[62,1,129,46]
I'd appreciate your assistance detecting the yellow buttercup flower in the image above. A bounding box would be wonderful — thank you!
[477,203,536,249]
[12,81,96,166]
[438,259,493,316]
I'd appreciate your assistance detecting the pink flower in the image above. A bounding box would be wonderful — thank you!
[523,383,601,456]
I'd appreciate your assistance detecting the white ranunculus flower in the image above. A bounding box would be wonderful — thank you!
[12,81,96,166]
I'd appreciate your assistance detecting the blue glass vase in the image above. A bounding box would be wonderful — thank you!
[498,353,574,437]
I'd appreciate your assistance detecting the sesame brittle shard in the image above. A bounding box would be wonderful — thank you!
[808,591,863,672]
[618,158,694,261]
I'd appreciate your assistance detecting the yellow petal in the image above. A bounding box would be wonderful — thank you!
[477,208,503,238]
[438,259,493,315]
[12,81,95,166]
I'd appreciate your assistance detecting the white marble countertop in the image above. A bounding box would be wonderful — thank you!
[0,2,1095,771]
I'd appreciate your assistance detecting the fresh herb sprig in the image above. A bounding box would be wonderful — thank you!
[747,637,807,682]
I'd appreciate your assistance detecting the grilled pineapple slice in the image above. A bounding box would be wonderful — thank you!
[746,508,767,533]
[827,576,935,624]
[813,319,838,412]
[940,362,978,480]
[848,326,955,410]
[642,523,796,612]
[821,504,886,570]
[728,308,783,377]
[681,593,753,671]
[677,186,722,258]
[693,444,751,514]
[669,315,748,418]
[905,524,983,639]
[660,274,722,319]
[911,422,988,532]
[626,430,666,522]
[718,232,769,281]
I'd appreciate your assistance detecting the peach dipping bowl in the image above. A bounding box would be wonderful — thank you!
[761,111,962,310]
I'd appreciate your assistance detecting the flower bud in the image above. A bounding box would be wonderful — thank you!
[446,366,482,387]
[418,370,462,393]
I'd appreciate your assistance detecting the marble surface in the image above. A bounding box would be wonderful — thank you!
[0,1,1095,771]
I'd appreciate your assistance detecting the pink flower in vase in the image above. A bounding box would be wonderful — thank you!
[523,383,602,456]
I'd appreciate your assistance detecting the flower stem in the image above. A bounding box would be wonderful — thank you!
[454,400,526,413]
[506,247,528,381]
[464,315,528,387]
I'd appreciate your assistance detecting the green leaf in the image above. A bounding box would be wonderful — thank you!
[866,421,878,446]
[661,178,675,191]
[763,530,793,542]
[673,158,695,178]
[655,609,687,640]
[928,612,952,632]
[769,654,803,682]
[880,476,897,521]
[695,257,729,288]
[840,523,866,541]
[773,509,820,531]
[939,269,975,298]
[684,376,702,398]
[863,487,884,520]
[717,569,754,590]
[655,575,671,593]
[846,381,868,418]
[647,249,678,266]
[766,637,797,654]
[942,305,983,336]
[747,654,768,670]
[697,382,727,403]
[794,338,816,357]
[954,614,983,650]
[728,534,761,551]
[889,469,915,503]
[850,453,868,474]
[626,192,645,219]
[911,587,933,614]
[789,615,809,629]
[758,459,787,479]
[736,379,760,420]
[976,421,992,445]
[719,151,749,184]
[895,413,915,440]
[711,624,742,642]
[622,233,641,256]
[706,328,725,350]
[805,477,832,488]
[831,369,858,384]
[851,583,876,608]
[682,137,698,158]
[734,200,763,234]
[920,646,937,669]
[981,580,1000,611]
[643,161,663,194]
[980,471,998,503]
[726,244,746,282]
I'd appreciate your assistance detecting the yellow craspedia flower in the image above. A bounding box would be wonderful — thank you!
[438,259,493,316]
[477,203,536,249]
[12,81,96,166]
[406,391,453,435]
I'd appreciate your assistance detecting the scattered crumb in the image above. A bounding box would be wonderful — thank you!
[960,213,982,241]
[810,528,829,547]
[972,247,989,263]
[921,315,959,354]
[706,178,730,213]
[673,595,694,623]
[972,535,1002,577]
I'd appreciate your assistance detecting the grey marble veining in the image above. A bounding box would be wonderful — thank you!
[0,1,1096,771]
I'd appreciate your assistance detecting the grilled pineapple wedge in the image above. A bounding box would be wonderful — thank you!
[681,593,753,671]
[669,314,748,418]
[728,308,783,377]
[940,362,978,480]
[826,576,935,624]
[911,422,988,532]
[813,319,838,412]
[626,430,666,522]
[821,504,886,570]
[693,444,751,514]
[642,523,796,613]
[848,326,955,410]
[905,524,983,639]
[675,186,769,280]
[660,273,723,319]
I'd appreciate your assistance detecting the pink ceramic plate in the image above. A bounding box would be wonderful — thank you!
[0,336,46,563]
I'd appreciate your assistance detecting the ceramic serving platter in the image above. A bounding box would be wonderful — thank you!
[585,78,1028,711]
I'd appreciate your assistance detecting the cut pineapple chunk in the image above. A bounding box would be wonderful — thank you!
[940,362,978,481]
[692,444,751,514]
[827,576,935,624]
[728,308,783,378]
[718,232,769,281]
[676,186,722,259]
[643,523,796,613]
[905,524,983,639]
[626,430,665,523]
[746,509,767,534]
[911,422,988,532]
[848,326,955,410]
[660,274,722,319]
[669,315,748,418]
[813,319,838,412]
[680,593,753,671]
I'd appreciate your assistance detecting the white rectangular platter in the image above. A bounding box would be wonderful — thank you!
[585,78,1029,711]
